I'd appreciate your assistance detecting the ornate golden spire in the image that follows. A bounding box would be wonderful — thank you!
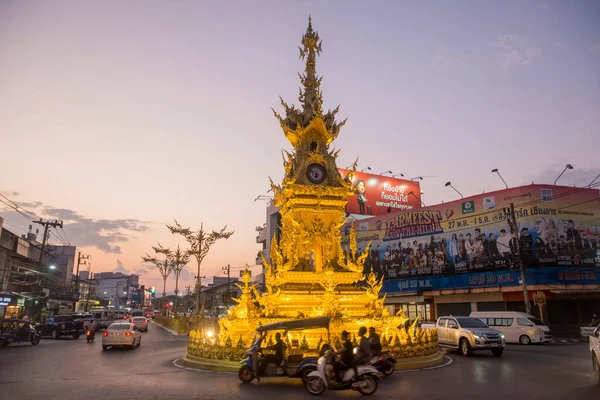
[298,15,323,119]
[273,16,347,146]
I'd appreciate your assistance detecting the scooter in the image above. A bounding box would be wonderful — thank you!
[86,328,96,343]
[304,350,381,396]
[369,350,396,376]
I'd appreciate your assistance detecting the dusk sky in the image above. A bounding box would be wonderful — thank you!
[1,1,599,291]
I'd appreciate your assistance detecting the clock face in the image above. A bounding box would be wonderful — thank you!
[306,163,327,184]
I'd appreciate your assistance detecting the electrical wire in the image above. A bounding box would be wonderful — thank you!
[0,193,40,220]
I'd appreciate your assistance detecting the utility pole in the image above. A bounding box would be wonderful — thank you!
[507,203,531,314]
[33,219,63,264]
[222,264,230,305]
[73,252,89,312]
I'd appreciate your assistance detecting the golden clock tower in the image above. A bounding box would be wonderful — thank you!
[258,17,375,319]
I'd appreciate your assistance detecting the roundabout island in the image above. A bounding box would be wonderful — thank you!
[179,17,443,378]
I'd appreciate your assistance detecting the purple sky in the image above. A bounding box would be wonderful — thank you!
[1,1,599,290]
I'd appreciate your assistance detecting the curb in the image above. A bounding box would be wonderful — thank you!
[149,320,180,336]
[394,351,445,371]
[175,351,446,374]
[179,353,240,372]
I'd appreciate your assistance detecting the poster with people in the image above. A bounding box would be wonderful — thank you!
[341,184,600,280]
[338,169,422,216]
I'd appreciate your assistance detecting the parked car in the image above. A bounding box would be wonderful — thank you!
[0,318,41,347]
[470,311,552,345]
[590,323,600,383]
[36,315,85,339]
[102,322,141,351]
[436,316,505,356]
[131,317,149,332]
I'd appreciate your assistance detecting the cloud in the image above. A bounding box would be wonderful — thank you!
[0,199,151,254]
[113,259,129,274]
[496,35,542,69]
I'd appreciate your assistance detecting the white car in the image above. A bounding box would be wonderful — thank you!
[590,324,600,383]
[102,322,141,351]
[581,319,600,337]
[132,317,149,332]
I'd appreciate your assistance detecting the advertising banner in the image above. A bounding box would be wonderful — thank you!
[380,267,600,294]
[342,184,600,281]
[338,168,422,216]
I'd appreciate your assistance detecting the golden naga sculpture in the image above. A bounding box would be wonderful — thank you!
[188,17,437,358]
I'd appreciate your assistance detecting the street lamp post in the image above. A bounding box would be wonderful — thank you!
[554,164,573,185]
[491,168,509,189]
[445,182,464,198]
[589,173,600,188]
[408,191,426,207]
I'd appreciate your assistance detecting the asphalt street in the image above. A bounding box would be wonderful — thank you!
[1,322,599,400]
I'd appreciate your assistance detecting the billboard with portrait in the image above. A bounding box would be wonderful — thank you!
[341,184,600,280]
[338,168,422,216]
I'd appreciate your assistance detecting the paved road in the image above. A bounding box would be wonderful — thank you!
[1,322,599,400]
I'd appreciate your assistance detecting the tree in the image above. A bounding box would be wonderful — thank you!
[168,244,190,315]
[167,220,234,321]
[142,243,173,310]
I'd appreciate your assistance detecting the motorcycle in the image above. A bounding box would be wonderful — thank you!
[369,350,396,376]
[304,349,381,396]
[86,328,96,343]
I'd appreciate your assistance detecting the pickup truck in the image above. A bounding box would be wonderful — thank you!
[435,316,505,357]
[36,315,85,339]
[590,323,600,383]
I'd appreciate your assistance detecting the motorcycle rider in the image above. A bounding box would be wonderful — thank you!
[368,327,382,357]
[332,330,353,383]
[352,326,371,379]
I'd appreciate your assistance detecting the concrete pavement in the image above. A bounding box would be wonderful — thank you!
[1,324,599,400]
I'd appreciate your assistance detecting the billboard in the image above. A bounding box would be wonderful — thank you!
[341,184,600,281]
[338,168,422,216]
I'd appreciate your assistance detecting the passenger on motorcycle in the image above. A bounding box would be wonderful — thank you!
[352,326,371,379]
[332,330,353,382]
[368,327,382,357]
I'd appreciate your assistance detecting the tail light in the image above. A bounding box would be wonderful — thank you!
[125,332,131,337]
[86,330,91,335]
[103,332,108,337]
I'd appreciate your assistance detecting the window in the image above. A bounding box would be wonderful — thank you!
[456,318,487,328]
[438,318,448,327]
[478,318,488,325]
[517,318,533,326]
[504,318,514,326]
[108,324,131,331]
[447,319,458,329]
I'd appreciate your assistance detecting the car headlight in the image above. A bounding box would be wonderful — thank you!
[536,330,542,334]
[473,334,482,340]
[500,333,504,338]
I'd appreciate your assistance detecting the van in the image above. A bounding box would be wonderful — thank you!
[131,310,144,318]
[470,311,552,345]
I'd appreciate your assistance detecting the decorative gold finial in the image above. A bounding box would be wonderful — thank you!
[273,16,347,146]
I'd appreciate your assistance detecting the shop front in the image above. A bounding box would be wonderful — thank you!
[0,294,25,318]
[384,294,434,322]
